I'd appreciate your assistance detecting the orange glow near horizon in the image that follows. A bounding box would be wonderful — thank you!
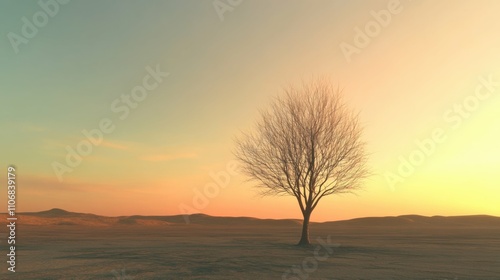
[2,1,499,222]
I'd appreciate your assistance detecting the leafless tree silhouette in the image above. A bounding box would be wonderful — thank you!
[234,79,369,245]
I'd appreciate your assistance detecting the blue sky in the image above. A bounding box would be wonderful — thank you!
[1,0,499,220]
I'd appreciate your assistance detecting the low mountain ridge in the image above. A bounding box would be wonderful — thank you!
[2,209,499,227]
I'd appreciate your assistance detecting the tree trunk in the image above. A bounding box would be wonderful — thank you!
[297,211,311,246]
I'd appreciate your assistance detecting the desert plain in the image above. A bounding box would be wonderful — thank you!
[1,209,499,279]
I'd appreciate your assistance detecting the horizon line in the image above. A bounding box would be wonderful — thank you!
[4,208,499,222]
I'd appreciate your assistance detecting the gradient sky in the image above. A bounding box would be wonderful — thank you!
[1,0,499,221]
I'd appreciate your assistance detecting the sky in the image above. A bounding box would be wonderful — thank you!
[1,0,499,221]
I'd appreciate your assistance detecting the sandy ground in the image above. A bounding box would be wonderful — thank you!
[2,217,500,280]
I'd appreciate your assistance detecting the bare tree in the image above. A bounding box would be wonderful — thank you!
[234,79,369,245]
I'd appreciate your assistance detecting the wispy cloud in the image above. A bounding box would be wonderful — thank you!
[23,124,47,132]
[140,152,197,162]
[5,122,48,133]
[100,140,130,150]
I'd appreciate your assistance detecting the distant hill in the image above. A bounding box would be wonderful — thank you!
[319,214,500,227]
[1,209,499,227]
